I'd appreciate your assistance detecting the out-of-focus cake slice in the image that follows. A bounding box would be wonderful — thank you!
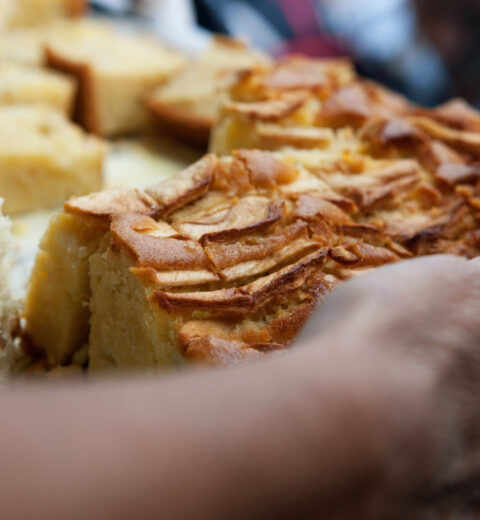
[0,64,76,115]
[209,56,413,156]
[0,0,85,29]
[0,105,106,215]
[24,150,426,370]
[0,21,76,67]
[147,37,269,145]
[0,25,48,66]
[44,21,186,137]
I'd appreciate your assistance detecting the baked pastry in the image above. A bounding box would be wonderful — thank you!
[210,56,358,154]
[0,105,106,214]
[147,37,269,145]
[0,63,76,115]
[210,56,480,247]
[44,21,186,137]
[0,0,85,29]
[211,56,480,162]
[0,20,84,67]
[0,25,48,66]
[24,152,337,368]
[25,138,480,370]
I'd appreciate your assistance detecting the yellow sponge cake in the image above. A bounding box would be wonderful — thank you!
[0,105,105,214]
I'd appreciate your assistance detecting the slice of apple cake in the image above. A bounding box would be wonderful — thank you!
[147,37,270,146]
[26,149,420,370]
[26,142,480,372]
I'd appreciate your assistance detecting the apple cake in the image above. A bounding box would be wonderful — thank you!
[0,0,85,29]
[147,37,270,145]
[44,21,186,137]
[210,55,359,154]
[211,56,480,165]
[0,105,106,215]
[0,203,20,380]
[0,63,76,116]
[24,137,480,370]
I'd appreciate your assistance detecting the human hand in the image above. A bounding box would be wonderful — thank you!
[1,256,480,520]
[297,255,480,519]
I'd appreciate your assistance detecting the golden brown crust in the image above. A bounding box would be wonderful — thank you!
[176,269,336,365]
[179,332,267,365]
[147,98,213,146]
[317,81,410,129]
[150,248,328,314]
[234,149,299,187]
[415,98,480,132]
[224,91,308,120]
[146,154,216,217]
[204,219,311,270]
[45,46,100,134]
[111,213,212,272]
[256,123,334,149]
[69,0,87,17]
[293,195,353,226]
[318,83,373,127]
[263,57,336,90]
[65,186,159,217]
[408,116,480,157]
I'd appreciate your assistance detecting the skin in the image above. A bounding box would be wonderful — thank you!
[1,255,480,519]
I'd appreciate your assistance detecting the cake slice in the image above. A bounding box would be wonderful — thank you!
[211,55,480,166]
[0,0,85,29]
[147,37,269,145]
[0,105,106,214]
[45,21,186,137]
[210,56,357,154]
[0,64,76,115]
[0,25,48,66]
[25,149,443,371]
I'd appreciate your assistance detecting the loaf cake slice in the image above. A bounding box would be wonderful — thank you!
[45,21,186,137]
[25,141,478,372]
[0,105,106,214]
[147,37,269,145]
[0,25,48,66]
[0,64,76,115]
[0,0,85,29]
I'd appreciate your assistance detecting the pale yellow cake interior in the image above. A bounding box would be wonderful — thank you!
[88,244,184,371]
[0,105,105,214]
[0,63,75,115]
[24,211,106,366]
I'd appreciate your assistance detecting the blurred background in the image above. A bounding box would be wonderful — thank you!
[90,0,480,108]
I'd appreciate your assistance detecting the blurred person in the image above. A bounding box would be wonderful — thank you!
[97,0,480,105]
[191,0,450,105]
[415,0,480,105]
[1,255,480,518]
